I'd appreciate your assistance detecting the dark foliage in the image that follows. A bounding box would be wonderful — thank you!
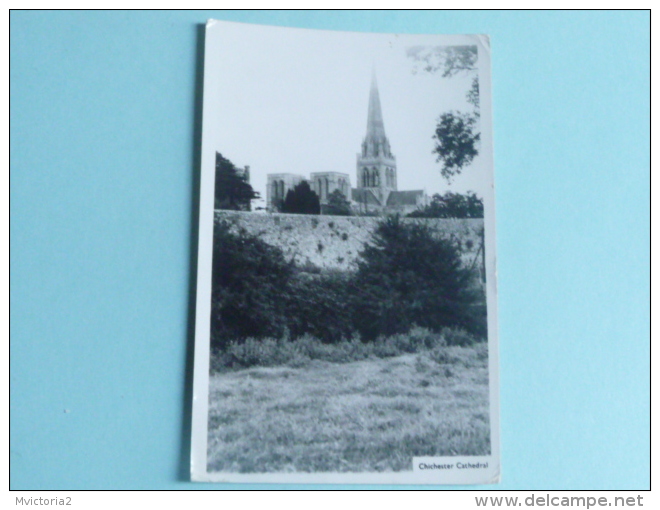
[281,181,321,215]
[406,45,481,182]
[214,152,259,211]
[352,216,480,340]
[467,76,479,109]
[210,220,294,348]
[408,191,484,218]
[285,273,355,343]
[210,215,486,350]
[406,45,477,78]
[323,189,353,216]
[433,112,480,181]
[210,221,353,347]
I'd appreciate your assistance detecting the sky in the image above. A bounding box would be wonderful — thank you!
[202,21,492,209]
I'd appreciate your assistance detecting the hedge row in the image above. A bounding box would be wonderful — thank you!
[210,216,486,350]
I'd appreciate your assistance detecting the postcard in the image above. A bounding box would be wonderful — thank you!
[191,20,499,484]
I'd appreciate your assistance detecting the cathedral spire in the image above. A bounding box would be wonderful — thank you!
[357,70,397,198]
[366,70,387,140]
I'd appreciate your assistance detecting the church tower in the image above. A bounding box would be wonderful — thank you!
[356,71,397,206]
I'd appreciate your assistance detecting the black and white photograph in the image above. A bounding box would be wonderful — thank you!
[191,20,499,484]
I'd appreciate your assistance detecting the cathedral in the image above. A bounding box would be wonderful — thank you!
[267,73,427,215]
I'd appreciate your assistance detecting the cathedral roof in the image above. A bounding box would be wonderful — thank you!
[386,190,425,206]
[352,188,382,206]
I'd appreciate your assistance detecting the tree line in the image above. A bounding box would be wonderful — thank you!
[215,151,483,218]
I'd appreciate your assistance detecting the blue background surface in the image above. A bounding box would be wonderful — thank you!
[10,10,650,490]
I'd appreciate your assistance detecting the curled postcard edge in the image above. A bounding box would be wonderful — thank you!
[476,34,491,54]
[206,19,218,29]
[488,466,502,484]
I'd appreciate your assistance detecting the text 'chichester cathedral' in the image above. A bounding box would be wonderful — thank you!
[267,73,427,215]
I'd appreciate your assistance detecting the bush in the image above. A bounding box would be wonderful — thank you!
[333,336,373,362]
[217,334,377,370]
[427,347,451,364]
[224,338,280,368]
[372,337,403,358]
[352,215,481,340]
[407,191,484,218]
[474,342,489,362]
[211,326,486,372]
[408,325,447,350]
[441,326,478,347]
[291,333,373,363]
[425,339,488,369]
[374,327,442,354]
[323,189,352,216]
[210,348,233,373]
[467,303,488,338]
[210,220,294,349]
[222,336,318,369]
[426,346,467,366]
[285,272,355,344]
[274,337,311,368]
[209,220,355,347]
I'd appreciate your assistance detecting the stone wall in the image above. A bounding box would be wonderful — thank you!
[215,211,484,272]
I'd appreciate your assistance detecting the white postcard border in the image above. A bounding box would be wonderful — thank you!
[191,21,500,485]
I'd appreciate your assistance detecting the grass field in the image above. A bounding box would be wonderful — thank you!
[207,343,490,473]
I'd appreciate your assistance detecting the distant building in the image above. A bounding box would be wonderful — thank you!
[310,172,351,203]
[235,164,250,183]
[266,72,427,215]
[266,173,306,211]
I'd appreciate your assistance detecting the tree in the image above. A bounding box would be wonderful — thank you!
[407,45,478,77]
[281,181,320,215]
[214,152,260,211]
[352,215,479,340]
[432,112,480,181]
[407,45,480,182]
[408,191,484,218]
[324,189,352,216]
[210,220,294,347]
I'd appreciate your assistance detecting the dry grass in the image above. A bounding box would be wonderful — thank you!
[207,343,489,473]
